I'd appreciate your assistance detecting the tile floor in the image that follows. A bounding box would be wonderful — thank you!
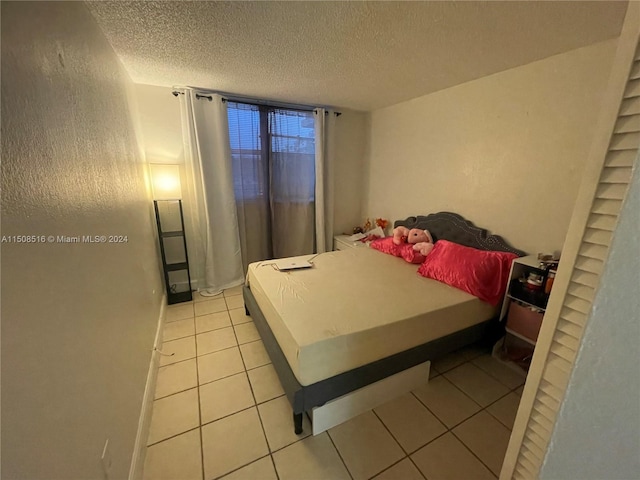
[143,288,527,480]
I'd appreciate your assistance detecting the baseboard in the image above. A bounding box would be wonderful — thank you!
[128,294,166,480]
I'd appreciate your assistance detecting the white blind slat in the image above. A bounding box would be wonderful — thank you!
[557,318,585,339]
[586,212,618,231]
[620,96,640,116]
[570,269,599,288]
[560,305,587,326]
[583,227,613,246]
[595,183,629,201]
[542,360,571,391]
[614,114,640,133]
[553,330,581,351]
[578,242,608,261]
[624,78,640,98]
[605,149,638,167]
[591,198,623,215]
[537,392,561,413]
[539,380,564,403]
[547,351,574,374]
[525,429,549,452]
[609,132,640,150]
[575,255,605,275]
[549,341,577,364]
[601,166,634,184]
[631,60,640,80]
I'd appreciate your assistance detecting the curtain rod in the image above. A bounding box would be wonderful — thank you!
[171,88,341,116]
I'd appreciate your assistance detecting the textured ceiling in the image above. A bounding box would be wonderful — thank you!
[88,1,628,111]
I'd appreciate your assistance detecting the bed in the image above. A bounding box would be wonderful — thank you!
[243,212,524,434]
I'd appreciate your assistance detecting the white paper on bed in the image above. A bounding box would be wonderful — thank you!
[247,248,496,387]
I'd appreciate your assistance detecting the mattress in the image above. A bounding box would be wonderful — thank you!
[247,247,496,386]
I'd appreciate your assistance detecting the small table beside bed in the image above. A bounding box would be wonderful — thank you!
[243,212,524,434]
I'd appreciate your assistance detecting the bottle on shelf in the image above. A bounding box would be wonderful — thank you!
[544,270,556,295]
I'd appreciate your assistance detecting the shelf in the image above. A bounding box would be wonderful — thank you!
[505,327,537,346]
[166,262,189,272]
[507,294,545,312]
[508,279,549,310]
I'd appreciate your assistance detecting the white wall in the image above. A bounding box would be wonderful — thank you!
[134,84,369,239]
[364,40,617,254]
[540,154,640,479]
[1,3,164,479]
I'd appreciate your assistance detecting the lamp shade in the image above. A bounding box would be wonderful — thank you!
[150,164,182,200]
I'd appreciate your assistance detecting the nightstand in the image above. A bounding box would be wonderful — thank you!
[493,254,554,374]
[333,235,369,251]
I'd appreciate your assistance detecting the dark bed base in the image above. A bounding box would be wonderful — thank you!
[244,285,493,434]
[243,211,523,434]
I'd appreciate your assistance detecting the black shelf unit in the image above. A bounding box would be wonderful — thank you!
[154,200,192,305]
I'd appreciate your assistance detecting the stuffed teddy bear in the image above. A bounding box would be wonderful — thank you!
[393,226,435,257]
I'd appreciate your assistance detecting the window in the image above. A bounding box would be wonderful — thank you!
[227,102,316,203]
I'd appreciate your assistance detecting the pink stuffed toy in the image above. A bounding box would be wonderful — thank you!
[393,226,435,257]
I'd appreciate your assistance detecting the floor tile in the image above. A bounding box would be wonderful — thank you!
[196,326,238,356]
[472,354,526,389]
[142,429,202,480]
[373,458,425,480]
[240,340,271,370]
[166,303,194,322]
[412,376,481,428]
[273,432,351,480]
[234,321,260,344]
[453,411,511,475]
[487,392,521,429]
[230,307,252,325]
[220,456,277,480]
[247,364,285,403]
[147,388,199,445]
[224,285,244,297]
[163,317,195,342]
[258,396,311,452]
[195,311,231,334]
[193,291,222,302]
[375,393,447,453]
[429,367,440,379]
[198,347,245,384]
[200,372,255,424]
[226,295,244,310]
[202,407,269,479]
[195,298,227,317]
[444,363,510,407]
[329,410,404,480]
[160,336,196,366]
[431,349,467,373]
[411,432,495,480]
[515,385,525,396]
[155,359,198,399]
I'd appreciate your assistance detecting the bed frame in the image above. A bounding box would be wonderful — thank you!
[243,212,525,434]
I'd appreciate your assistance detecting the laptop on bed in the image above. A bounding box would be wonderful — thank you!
[274,259,314,271]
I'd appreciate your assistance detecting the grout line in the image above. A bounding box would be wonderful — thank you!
[146,425,201,448]
[326,431,354,480]
[211,454,273,480]
[371,409,409,456]
[450,424,501,478]
[194,316,206,480]
[368,455,410,479]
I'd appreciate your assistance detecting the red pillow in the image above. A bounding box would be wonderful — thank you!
[417,240,518,305]
[370,237,425,264]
